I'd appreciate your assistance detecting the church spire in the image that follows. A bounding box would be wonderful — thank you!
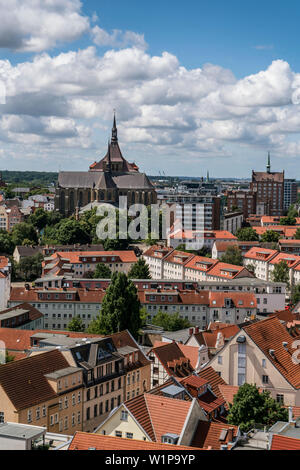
[106,140,112,173]
[267,151,271,173]
[206,170,210,182]
[111,110,118,144]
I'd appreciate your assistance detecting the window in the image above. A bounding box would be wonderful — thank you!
[27,410,32,423]
[77,411,81,424]
[36,407,40,420]
[0,412,4,423]
[115,431,122,438]
[276,394,284,404]
[72,394,76,406]
[86,407,90,421]
[262,375,269,384]
[72,413,75,427]
[42,406,46,417]
[218,356,223,365]
[64,416,68,430]
[78,391,81,403]
[126,433,133,439]
[262,359,266,368]
[121,410,128,421]
[64,396,68,409]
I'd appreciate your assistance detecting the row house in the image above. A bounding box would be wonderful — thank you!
[0,302,44,330]
[212,240,259,259]
[253,225,298,239]
[209,316,300,408]
[142,245,174,279]
[261,216,300,227]
[0,205,23,232]
[162,250,194,280]
[279,239,300,255]
[167,229,237,251]
[244,247,300,286]
[42,250,137,278]
[0,349,84,435]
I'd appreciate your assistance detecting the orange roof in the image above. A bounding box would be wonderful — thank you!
[206,262,254,280]
[209,291,256,308]
[253,226,297,237]
[279,239,300,245]
[149,342,194,378]
[191,421,239,450]
[0,256,9,269]
[69,432,202,450]
[244,246,278,261]
[269,252,300,266]
[185,256,218,272]
[177,344,200,369]
[270,434,300,450]
[218,385,239,405]
[243,317,300,389]
[169,230,237,241]
[55,250,137,263]
[164,250,194,265]
[213,241,239,252]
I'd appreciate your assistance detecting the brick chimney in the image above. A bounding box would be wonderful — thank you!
[189,328,193,336]
[195,326,199,334]
[227,427,234,442]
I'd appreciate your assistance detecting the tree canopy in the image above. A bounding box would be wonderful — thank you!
[151,310,191,331]
[236,227,259,241]
[94,263,112,279]
[87,272,142,338]
[67,316,86,332]
[261,230,281,243]
[227,383,288,432]
[220,246,243,266]
[128,258,151,279]
[270,260,290,285]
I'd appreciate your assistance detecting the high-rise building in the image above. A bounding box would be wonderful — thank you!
[250,153,284,217]
[226,189,256,219]
[283,179,298,212]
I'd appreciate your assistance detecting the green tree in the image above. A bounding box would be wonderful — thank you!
[0,230,14,255]
[128,258,151,279]
[94,263,112,279]
[28,208,49,231]
[87,272,141,338]
[246,264,256,274]
[220,246,243,266]
[54,219,91,245]
[280,215,296,226]
[140,306,148,327]
[67,316,86,332]
[11,223,38,246]
[291,284,300,305]
[17,252,43,281]
[261,230,281,243]
[227,383,288,432]
[5,350,15,363]
[236,227,259,241]
[271,260,290,285]
[295,228,300,240]
[152,310,190,331]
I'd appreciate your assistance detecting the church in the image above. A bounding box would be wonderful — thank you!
[55,115,157,215]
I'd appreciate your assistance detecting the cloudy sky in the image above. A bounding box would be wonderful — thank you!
[0,0,300,178]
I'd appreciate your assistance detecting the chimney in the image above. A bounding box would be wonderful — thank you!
[195,326,199,334]
[189,328,193,336]
[289,406,294,424]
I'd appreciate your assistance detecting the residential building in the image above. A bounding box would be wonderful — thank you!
[0,422,46,450]
[221,211,243,234]
[0,303,44,330]
[209,316,300,406]
[167,229,237,250]
[142,245,174,279]
[284,179,298,212]
[0,349,84,434]
[226,190,256,219]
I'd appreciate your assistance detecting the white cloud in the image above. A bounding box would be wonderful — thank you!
[92,26,148,50]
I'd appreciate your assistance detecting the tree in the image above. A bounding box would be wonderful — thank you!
[5,350,15,363]
[152,310,191,331]
[271,260,290,285]
[280,215,296,226]
[227,383,288,432]
[236,227,259,241]
[128,258,151,279]
[94,263,112,279]
[246,263,256,274]
[11,223,38,246]
[87,272,142,338]
[291,284,300,305]
[17,253,43,281]
[0,230,14,255]
[67,316,85,332]
[54,219,91,245]
[295,228,300,240]
[220,246,243,266]
[261,230,281,243]
[28,208,49,231]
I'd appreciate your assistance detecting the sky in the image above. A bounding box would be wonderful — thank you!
[0,0,300,178]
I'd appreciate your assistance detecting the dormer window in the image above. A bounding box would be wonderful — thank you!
[161,433,179,445]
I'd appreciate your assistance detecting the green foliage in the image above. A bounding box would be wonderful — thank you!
[0,230,15,255]
[220,246,243,266]
[280,215,296,226]
[291,284,300,306]
[11,223,38,246]
[16,253,44,281]
[87,272,142,338]
[227,383,288,432]
[271,260,290,285]
[28,208,51,231]
[128,258,151,279]
[5,350,15,363]
[94,263,112,279]
[261,230,281,243]
[246,264,256,274]
[67,316,86,332]
[294,228,300,240]
[151,310,191,331]
[140,307,148,327]
[236,227,259,241]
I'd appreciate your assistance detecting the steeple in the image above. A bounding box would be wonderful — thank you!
[267,151,271,173]
[106,140,112,173]
[111,111,118,144]
[206,170,210,182]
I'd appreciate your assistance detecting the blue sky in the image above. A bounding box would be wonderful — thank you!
[0,0,299,178]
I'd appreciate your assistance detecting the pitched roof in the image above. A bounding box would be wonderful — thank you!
[191,421,238,450]
[55,250,137,263]
[0,349,70,410]
[243,316,300,389]
[270,434,300,450]
[244,246,278,261]
[197,367,227,399]
[149,342,194,377]
[180,375,225,414]
[206,262,254,279]
[69,432,202,450]
[218,385,239,406]
[208,291,256,309]
[184,256,219,272]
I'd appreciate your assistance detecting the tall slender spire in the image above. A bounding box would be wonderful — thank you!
[106,139,112,173]
[267,151,271,173]
[111,110,118,143]
[207,170,210,182]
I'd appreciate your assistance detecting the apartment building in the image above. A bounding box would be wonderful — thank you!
[0,350,84,434]
[167,229,237,250]
[209,316,300,407]
[162,250,194,279]
[0,303,44,330]
[222,211,243,234]
[142,245,174,279]
[226,189,256,219]
[42,250,137,278]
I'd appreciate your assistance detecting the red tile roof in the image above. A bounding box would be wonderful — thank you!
[148,342,194,378]
[191,421,238,450]
[0,349,70,410]
[243,316,300,389]
[244,246,278,262]
[270,434,300,450]
[209,291,256,309]
[218,385,239,406]
[206,262,254,280]
[184,256,219,272]
[55,250,137,263]
[69,432,202,450]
